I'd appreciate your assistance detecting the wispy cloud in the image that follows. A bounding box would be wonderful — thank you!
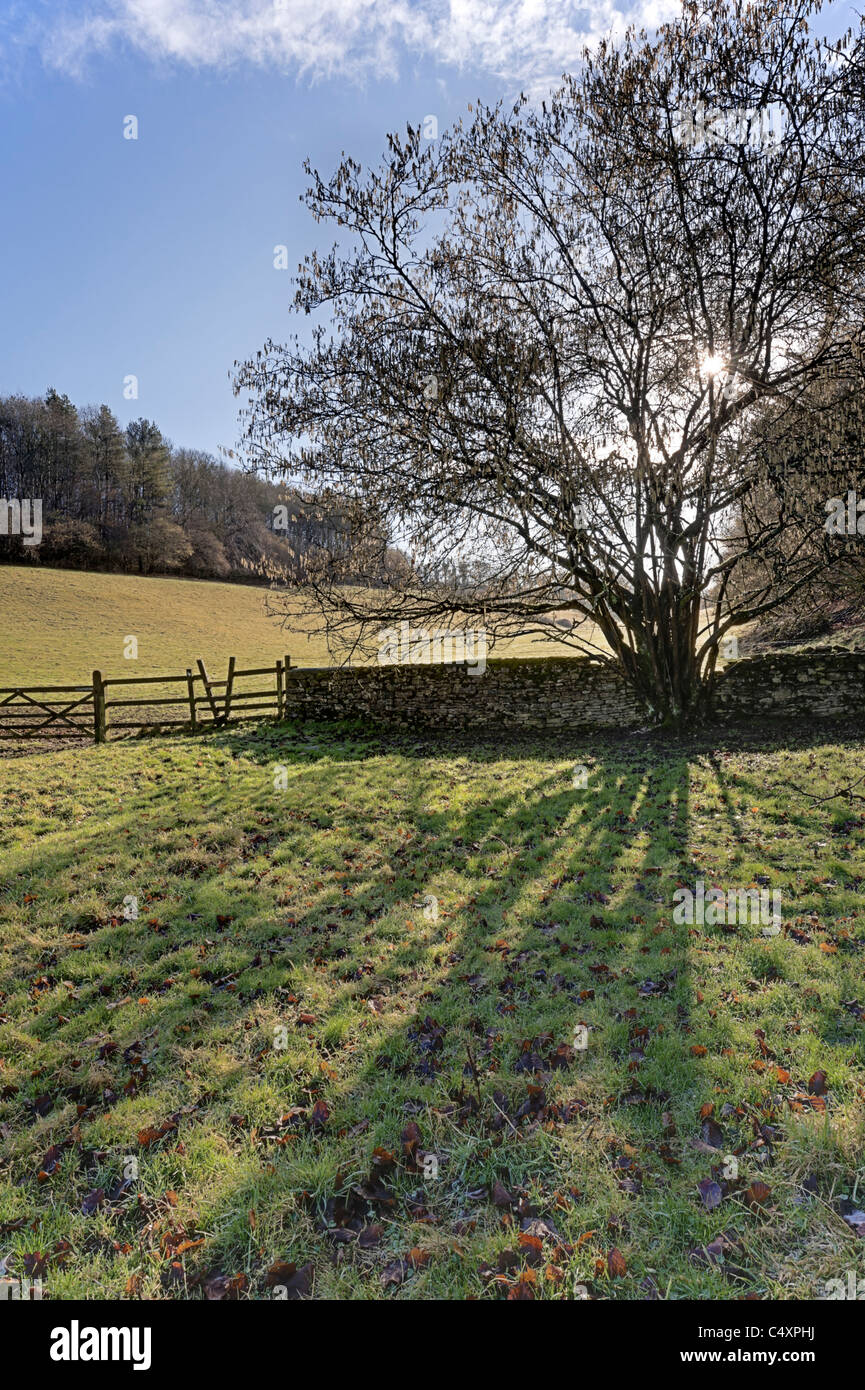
[27,0,682,90]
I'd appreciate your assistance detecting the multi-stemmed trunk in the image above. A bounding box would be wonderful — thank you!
[622,636,708,729]
[593,585,712,730]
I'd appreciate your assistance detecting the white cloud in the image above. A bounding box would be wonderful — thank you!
[34,0,682,90]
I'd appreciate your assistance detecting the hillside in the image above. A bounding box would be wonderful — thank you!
[0,566,590,690]
[0,567,335,685]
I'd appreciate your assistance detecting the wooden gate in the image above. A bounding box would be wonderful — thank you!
[0,684,94,741]
[1,656,293,746]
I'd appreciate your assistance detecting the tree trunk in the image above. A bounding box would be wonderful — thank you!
[619,618,709,731]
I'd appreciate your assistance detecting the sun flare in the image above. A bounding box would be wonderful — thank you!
[701,353,726,377]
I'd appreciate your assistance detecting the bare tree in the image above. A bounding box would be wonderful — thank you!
[235,0,865,726]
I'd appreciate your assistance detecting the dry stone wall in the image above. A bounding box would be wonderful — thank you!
[284,657,645,730]
[282,648,865,731]
[710,647,865,723]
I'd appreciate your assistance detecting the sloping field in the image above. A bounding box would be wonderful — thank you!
[0,566,587,690]
[0,567,332,684]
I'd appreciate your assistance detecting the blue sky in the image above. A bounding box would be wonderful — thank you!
[0,0,858,458]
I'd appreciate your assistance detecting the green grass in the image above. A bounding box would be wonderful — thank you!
[0,566,340,682]
[1,720,864,1300]
[0,565,588,688]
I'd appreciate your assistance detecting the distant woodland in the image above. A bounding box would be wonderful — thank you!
[0,389,355,584]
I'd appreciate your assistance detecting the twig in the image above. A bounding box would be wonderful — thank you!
[465,1042,483,1108]
[782,774,865,806]
[490,1095,520,1137]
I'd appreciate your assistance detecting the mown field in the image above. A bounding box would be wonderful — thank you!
[0,718,863,1300]
[0,567,584,688]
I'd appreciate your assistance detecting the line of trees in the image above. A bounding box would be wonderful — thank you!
[0,389,361,583]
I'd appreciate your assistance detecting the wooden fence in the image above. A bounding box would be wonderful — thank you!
[0,656,293,745]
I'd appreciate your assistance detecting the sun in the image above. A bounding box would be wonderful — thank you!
[701,353,726,377]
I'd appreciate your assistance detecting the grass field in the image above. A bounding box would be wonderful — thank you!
[1,718,863,1300]
[0,566,585,689]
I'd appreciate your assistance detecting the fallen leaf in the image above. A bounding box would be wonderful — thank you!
[744,1182,772,1210]
[698,1178,723,1211]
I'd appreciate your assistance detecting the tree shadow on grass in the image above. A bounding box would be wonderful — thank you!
[3,718,862,1298]
[188,720,865,1298]
[166,731,708,1297]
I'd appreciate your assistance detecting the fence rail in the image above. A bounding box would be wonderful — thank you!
[0,655,293,745]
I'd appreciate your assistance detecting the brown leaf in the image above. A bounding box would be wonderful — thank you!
[744,1181,772,1210]
[266,1261,313,1299]
[204,1271,246,1300]
[506,1269,537,1299]
[698,1178,723,1210]
[700,1117,725,1150]
[81,1187,105,1216]
[137,1120,177,1149]
[310,1100,330,1131]
[518,1232,544,1265]
[380,1258,411,1287]
[172,1238,205,1255]
[357,1224,384,1249]
[401,1122,422,1166]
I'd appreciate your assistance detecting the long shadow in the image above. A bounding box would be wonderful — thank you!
[168,731,707,1297]
[3,718,861,1298]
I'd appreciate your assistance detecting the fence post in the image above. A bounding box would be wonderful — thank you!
[223,656,236,724]
[283,654,292,721]
[186,668,197,730]
[196,659,219,723]
[276,660,284,720]
[92,670,106,744]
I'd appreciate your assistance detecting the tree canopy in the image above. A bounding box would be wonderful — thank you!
[236,0,865,724]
